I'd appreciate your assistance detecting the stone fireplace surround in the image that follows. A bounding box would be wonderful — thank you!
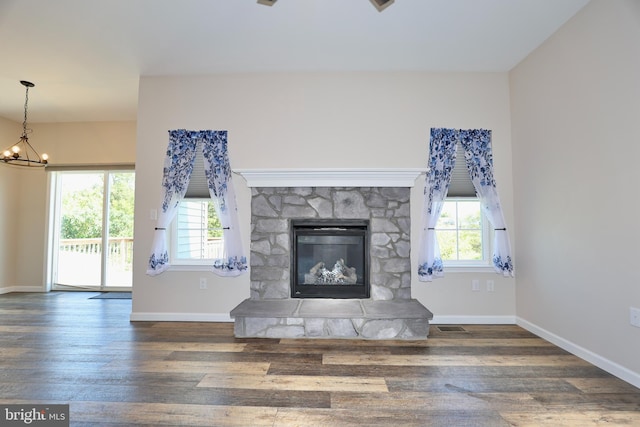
[230,169,432,339]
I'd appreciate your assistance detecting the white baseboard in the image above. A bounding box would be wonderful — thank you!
[517,317,640,389]
[0,286,45,294]
[431,315,516,325]
[130,312,233,322]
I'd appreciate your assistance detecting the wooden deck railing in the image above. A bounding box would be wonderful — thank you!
[59,238,224,265]
[59,238,134,267]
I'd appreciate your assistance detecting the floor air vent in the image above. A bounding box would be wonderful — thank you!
[437,326,467,332]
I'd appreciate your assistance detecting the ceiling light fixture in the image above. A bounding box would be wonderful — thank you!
[370,0,394,12]
[257,0,394,12]
[1,80,48,168]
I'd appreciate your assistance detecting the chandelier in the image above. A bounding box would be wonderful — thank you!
[1,80,48,168]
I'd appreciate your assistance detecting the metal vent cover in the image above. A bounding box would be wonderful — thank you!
[437,326,467,332]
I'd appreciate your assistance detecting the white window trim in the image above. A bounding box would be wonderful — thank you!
[166,264,217,272]
[444,265,496,273]
[439,197,494,272]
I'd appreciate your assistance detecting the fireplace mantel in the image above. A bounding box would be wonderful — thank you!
[234,168,427,188]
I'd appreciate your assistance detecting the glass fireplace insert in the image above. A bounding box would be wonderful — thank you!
[290,219,369,299]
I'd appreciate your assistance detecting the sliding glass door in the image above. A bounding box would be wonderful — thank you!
[50,170,135,290]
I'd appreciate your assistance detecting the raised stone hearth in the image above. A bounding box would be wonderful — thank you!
[231,299,432,339]
[230,169,432,340]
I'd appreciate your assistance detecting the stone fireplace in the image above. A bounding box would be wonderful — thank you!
[230,169,432,339]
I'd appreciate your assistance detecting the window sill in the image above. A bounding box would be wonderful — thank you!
[166,264,215,272]
[442,265,495,274]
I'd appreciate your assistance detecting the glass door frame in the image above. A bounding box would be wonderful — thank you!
[46,167,135,292]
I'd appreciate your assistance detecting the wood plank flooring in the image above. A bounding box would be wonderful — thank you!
[1,291,639,426]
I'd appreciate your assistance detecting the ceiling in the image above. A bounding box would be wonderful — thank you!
[0,0,590,123]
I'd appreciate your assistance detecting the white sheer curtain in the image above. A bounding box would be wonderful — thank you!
[147,130,198,276]
[417,128,459,281]
[147,129,247,277]
[459,129,514,277]
[201,131,247,276]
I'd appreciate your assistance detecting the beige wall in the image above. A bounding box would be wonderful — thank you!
[133,72,516,321]
[34,122,137,165]
[0,121,136,291]
[510,0,640,380]
[0,117,20,287]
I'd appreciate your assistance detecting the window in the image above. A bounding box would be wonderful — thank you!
[435,141,492,271]
[169,143,224,267]
[49,169,135,290]
[436,198,491,268]
[170,199,224,265]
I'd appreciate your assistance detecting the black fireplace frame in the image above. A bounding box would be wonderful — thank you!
[290,219,370,299]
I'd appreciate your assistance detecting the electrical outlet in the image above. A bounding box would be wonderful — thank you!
[486,280,495,292]
[199,278,207,290]
[472,279,480,291]
[631,307,640,328]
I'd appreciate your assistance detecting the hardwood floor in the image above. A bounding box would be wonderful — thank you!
[1,292,639,426]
